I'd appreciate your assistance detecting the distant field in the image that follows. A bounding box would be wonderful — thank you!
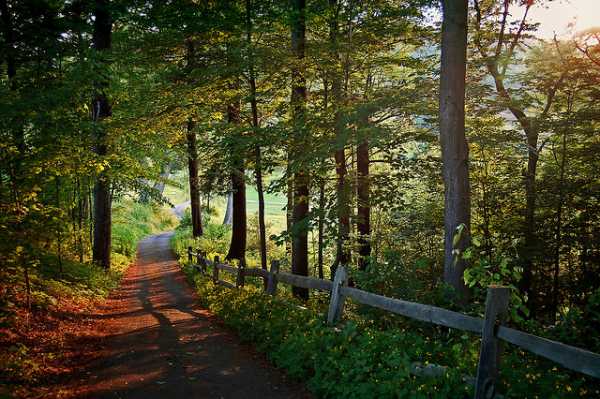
[164,170,287,233]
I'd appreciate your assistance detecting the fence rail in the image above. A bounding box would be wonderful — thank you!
[186,247,600,398]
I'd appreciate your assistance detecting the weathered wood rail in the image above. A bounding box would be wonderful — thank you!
[186,247,600,398]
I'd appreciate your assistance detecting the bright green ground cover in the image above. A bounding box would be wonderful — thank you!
[170,228,599,399]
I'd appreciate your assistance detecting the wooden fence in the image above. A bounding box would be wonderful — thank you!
[187,247,600,399]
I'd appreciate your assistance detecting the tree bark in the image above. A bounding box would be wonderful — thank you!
[91,0,112,270]
[440,0,470,302]
[356,137,371,270]
[246,0,267,271]
[317,178,325,279]
[255,146,267,270]
[286,153,293,256]
[152,163,172,198]
[317,77,328,280]
[187,119,203,237]
[223,191,233,225]
[328,0,350,273]
[225,99,247,264]
[290,0,309,300]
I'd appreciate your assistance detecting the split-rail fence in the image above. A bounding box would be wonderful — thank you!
[187,247,600,399]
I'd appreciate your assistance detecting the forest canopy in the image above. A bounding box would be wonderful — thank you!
[1,0,600,395]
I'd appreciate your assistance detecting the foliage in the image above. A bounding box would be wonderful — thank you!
[0,254,127,390]
[0,199,173,395]
[179,263,599,398]
[462,236,529,322]
[2,0,600,396]
[172,213,232,262]
[112,200,178,258]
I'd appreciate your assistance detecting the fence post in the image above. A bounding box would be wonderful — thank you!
[187,246,193,264]
[212,255,220,284]
[236,262,245,288]
[327,266,348,325]
[200,251,207,273]
[195,249,203,274]
[474,286,510,399]
[266,260,280,296]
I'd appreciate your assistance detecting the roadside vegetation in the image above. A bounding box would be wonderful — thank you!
[0,201,176,396]
[2,0,600,397]
[172,229,600,398]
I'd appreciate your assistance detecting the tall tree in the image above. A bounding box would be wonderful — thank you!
[290,0,309,299]
[186,39,203,238]
[473,0,566,312]
[439,0,470,301]
[356,133,370,271]
[91,0,113,269]
[187,118,203,237]
[328,0,351,272]
[245,0,267,270]
[225,92,247,264]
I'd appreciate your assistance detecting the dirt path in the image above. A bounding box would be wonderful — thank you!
[73,232,310,398]
[171,201,190,220]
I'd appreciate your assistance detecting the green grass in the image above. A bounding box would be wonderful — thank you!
[112,199,178,258]
[162,171,190,205]
[164,170,288,234]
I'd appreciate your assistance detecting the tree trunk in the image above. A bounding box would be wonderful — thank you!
[76,177,85,262]
[55,177,63,273]
[91,0,112,270]
[356,138,371,270]
[223,192,233,225]
[246,0,267,271]
[152,163,172,198]
[286,154,293,256]
[225,99,247,264]
[317,178,325,279]
[290,0,309,300]
[329,0,350,273]
[439,0,470,302]
[187,119,203,238]
[551,95,571,321]
[255,147,267,270]
[521,128,538,313]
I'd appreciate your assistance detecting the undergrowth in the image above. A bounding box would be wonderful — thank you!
[1,199,176,396]
[112,199,178,258]
[172,230,599,398]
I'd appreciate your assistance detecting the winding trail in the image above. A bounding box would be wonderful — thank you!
[171,201,190,219]
[74,232,310,398]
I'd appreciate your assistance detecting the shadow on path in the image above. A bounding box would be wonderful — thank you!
[73,232,310,399]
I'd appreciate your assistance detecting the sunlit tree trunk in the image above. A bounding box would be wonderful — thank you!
[152,163,172,198]
[223,192,233,225]
[440,0,470,302]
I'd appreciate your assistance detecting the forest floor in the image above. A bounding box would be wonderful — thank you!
[60,232,311,398]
